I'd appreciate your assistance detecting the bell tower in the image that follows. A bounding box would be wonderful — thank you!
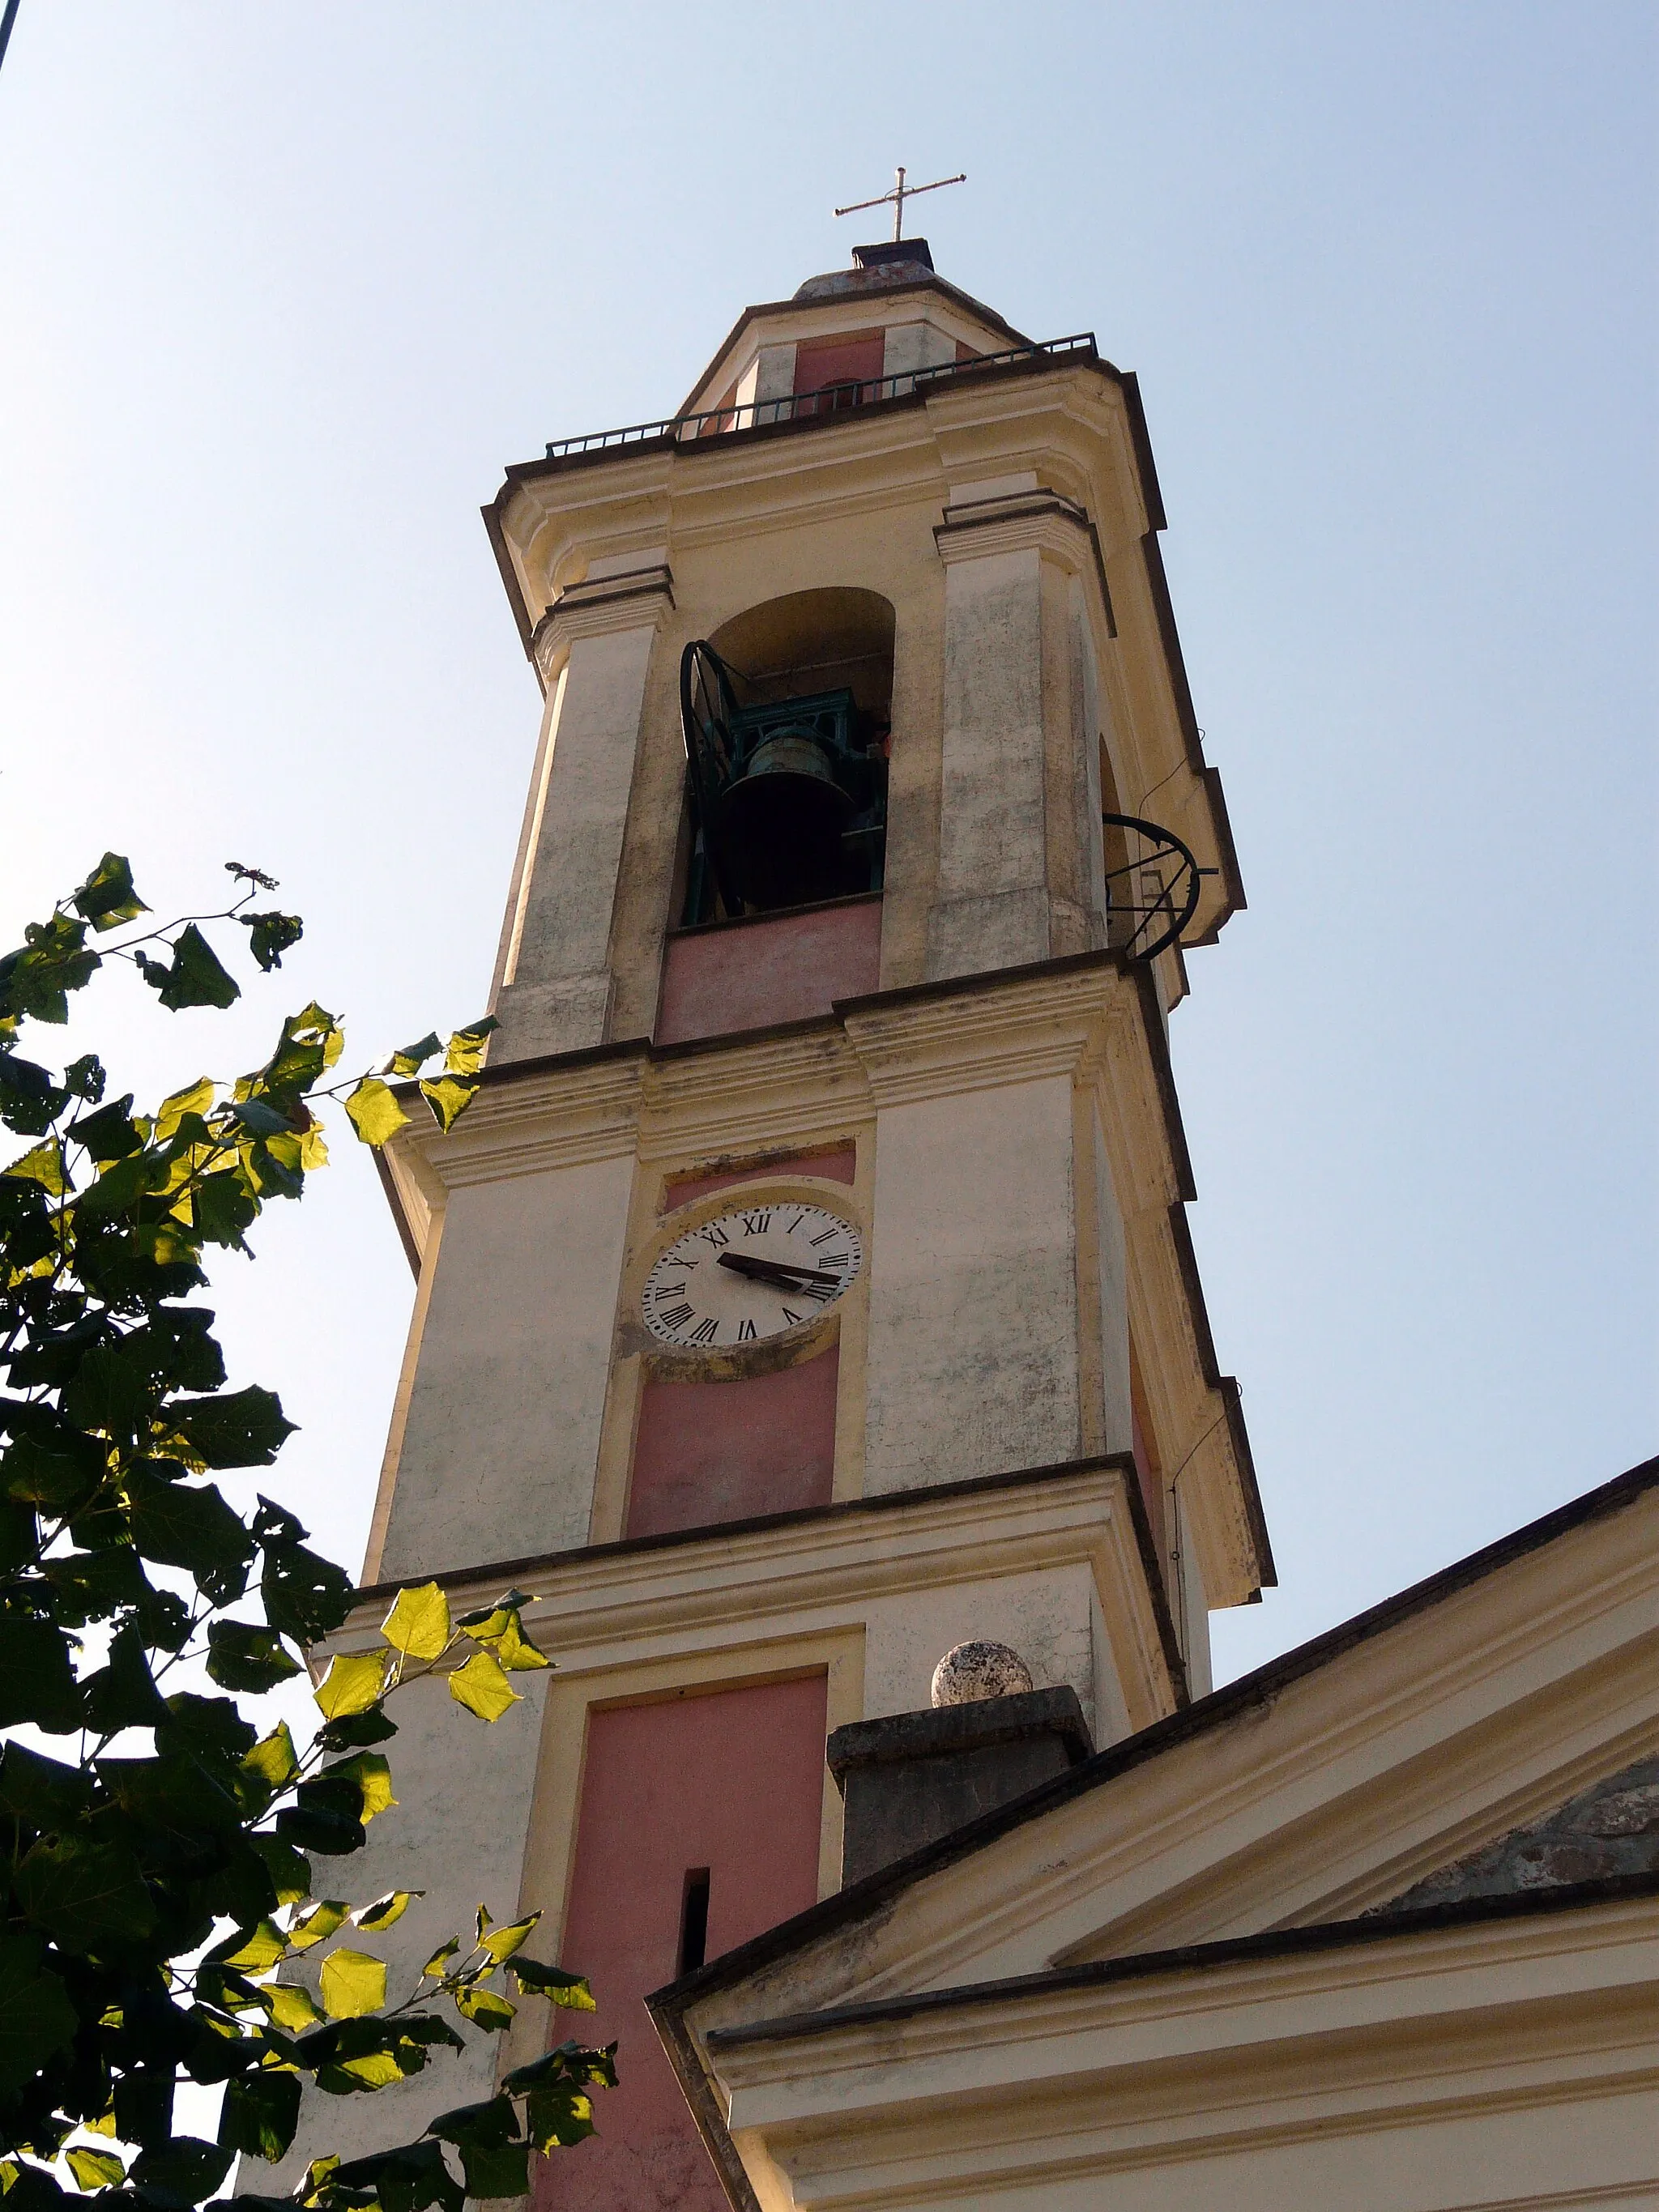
[352,236,1273,2212]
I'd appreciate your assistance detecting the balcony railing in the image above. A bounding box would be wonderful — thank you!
[542,333,1098,461]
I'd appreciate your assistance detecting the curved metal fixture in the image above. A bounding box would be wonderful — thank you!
[1101,813,1204,962]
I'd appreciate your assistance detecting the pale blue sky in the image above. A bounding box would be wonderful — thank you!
[2,1,1653,1685]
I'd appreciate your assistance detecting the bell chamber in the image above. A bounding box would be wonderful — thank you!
[678,636,889,921]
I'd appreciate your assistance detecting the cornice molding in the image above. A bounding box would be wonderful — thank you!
[528,563,675,680]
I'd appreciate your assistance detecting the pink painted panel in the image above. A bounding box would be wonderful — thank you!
[626,1344,839,1538]
[663,1143,856,1213]
[655,897,882,1045]
[542,1676,829,2212]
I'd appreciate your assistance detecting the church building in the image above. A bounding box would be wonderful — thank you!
[292,234,1659,2210]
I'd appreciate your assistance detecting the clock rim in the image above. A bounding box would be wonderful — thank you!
[626,1173,867,1379]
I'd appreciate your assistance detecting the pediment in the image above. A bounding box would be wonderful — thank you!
[664,1455,1659,2052]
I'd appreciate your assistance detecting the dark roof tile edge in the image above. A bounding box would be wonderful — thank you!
[646,1450,1659,2018]
[701,1869,1659,2049]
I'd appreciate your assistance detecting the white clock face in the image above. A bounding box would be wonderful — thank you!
[642,1201,864,1350]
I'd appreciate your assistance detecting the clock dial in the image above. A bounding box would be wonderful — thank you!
[642,1201,863,1350]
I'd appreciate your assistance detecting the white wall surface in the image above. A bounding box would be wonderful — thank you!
[864,1074,1081,1490]
[378,1155,633,1578]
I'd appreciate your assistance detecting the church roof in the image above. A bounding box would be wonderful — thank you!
[651,1446,1659,2189]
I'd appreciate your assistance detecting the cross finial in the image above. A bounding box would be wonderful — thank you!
[834,164,966,245]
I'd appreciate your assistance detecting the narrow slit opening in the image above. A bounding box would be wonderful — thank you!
[678,1868,711,1975]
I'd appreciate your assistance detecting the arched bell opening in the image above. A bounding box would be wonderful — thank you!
[678,587,895,925]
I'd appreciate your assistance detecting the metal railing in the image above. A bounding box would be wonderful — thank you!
[543,333,1098,461]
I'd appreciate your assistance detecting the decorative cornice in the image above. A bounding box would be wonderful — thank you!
[528,562,675,680]
[933,488,1115,629]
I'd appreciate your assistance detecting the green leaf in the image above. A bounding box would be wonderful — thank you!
[388,1032,441,1078]
[230,1096,297,1138]
[80,1617,172,1733]
[219,2067,302,2163]
[478,1912,539,1966]
[382,1581,451,1661]
[355,1890,421,1932]
[418,1074,480,1135]
[325,1752,395,1825]
[343,1077,409,1148]
[525,2083,596,2150]
[14,1833,156,1950]
[207,1618,301,1691]
[443,1018,499,1077]
[128,2137,234,2210]
[192,1169,258,1248]
[509,1958,597,2010]
[319,1947,386,2020]
[492,1612,548,1672]
[421,1937,459,1980]
[167,1383,296,1468]
[314,1649,389,1720]
[258,1519,354,1639]
[240,911,305,973]
[0,1933,77,2095]
[62,2146,124,2192]
[241,1722,301,1792]
[448,1648,520,1722]
[450,1984,515,2032]
[62,1343,151,1440]
[0,1743,94,1828]
[136,923,240,1012]
[127,1472,254,1594]
[4,1137,69,1193]
[249,1832,312,1906]
[457,2141,527,2201]
[1,1423,105,1511]
[287,1899,349,1951]
[0,1617,83,1733]
[4,910,99,1022]
[66,1095,141,1161]
[70,854,147,932]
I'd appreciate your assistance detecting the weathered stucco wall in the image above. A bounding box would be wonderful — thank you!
[377,1154,633,1578]
[494,616,660,1061]
[927,541,1050,978]
[863,1072,1081,1490]
[249,1669,552,2194]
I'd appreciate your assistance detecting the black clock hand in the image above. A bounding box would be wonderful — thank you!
[716,1251,843,1290]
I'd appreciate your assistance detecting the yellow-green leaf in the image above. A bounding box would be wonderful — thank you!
[319,1947,386,2020]
[381,1583,451,1662]
[330,1753,395,1825]
[356,1890,421,1933]
[264,1982,326,2034]
[479,1912,539,1966]
[313,1649,389,1720]
[492,1613,549,1673]
[242,1723,300,1792]
[5,1140,69,1195]
[218,1919,288,1973]
[155,1077,215,1140]
[65,2146,126,2192]
[418,1073,479,1135]
[296,1122,329,1170]
[344,1077,409,1149]
[451,1984,515,2031]
[443,1018,498,1077]
[449,1648,520,1722]
[287,1899,349,1951]
[85,2112,117,2140]
[335,2049,402,2089]
[422,1936,459,1980]
[388,1033,441,1079]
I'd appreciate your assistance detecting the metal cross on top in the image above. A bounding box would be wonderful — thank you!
[834,164,966,244]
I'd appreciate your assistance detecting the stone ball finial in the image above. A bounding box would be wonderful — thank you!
[930,1640,1034,1708]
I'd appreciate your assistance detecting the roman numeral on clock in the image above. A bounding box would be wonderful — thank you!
[657,1302,694,1331]
[689,1317,719,1345]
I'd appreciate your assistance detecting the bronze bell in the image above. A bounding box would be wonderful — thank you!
[714,728,854,910]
